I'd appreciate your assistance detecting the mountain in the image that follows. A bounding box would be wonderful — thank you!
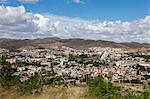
[0,38,150,50]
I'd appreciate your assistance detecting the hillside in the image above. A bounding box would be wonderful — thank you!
[0,38,150,50]
[0,86,88,99]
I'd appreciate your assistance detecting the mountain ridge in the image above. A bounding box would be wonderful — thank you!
[0,38,150,50]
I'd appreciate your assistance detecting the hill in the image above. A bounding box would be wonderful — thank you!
[0,38,150,50]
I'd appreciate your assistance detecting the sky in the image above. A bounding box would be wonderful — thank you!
[0,0,150,43]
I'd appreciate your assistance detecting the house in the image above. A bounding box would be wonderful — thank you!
[115,60,137,67]
[6,58,16,64]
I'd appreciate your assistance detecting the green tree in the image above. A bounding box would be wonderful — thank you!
[20,75,40,93]
[88,75,120,98]
[0,55,6,65]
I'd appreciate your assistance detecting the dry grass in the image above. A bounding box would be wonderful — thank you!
[0,86,91,99]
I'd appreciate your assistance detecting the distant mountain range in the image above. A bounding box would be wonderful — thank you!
[0,38,150,50]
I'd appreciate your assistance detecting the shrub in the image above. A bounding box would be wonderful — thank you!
[88,75,150,99]
[88,75,120,98]
[20,75,40,93]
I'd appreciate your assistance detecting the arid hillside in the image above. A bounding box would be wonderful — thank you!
[0,38,150,50]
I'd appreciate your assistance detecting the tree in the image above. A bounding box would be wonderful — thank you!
[0,55,6,65]
[88,75,120,98]
[20,75,39,93]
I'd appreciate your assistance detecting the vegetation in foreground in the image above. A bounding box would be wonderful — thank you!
[88,75,150,99]
[1,71,150,99]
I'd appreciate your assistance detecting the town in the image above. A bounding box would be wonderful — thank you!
[0,46,150,85]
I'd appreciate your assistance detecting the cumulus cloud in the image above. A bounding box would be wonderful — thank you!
[18,0,39,3]
[72,0,82,4]
[0,0,82,4]
[0,0,6,1]
[44,15,150,43]
[0,0,39,3]
[0,5,150,43]
[0,0,7,2]
[0,5,50,39]
[66,0,83,4]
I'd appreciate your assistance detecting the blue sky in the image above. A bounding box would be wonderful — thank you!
[1,0,150,21]
[0,0,150,43]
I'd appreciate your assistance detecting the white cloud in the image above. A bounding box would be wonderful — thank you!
[0,0,39,3]
[0,0,82,4]
[45,15,150,43]
[18,0,39,3]
[0,5,150,43]
[0,0,7,2]
[0,5,50,39]
[73,0,82,4]
[66,0,83,4]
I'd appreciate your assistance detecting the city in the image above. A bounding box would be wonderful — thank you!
[1,46,150,84]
